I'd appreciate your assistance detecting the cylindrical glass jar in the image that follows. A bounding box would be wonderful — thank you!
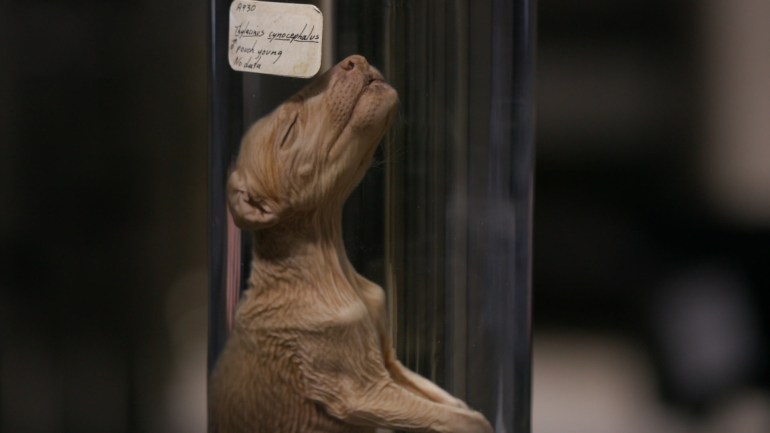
[209,1,535,431]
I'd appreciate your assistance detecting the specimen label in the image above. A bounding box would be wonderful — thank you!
[229,0,323,78]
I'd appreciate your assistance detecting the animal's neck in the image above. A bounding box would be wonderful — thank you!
[248,205,355,290]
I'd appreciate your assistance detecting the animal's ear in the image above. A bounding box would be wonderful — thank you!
[226,169,281,230]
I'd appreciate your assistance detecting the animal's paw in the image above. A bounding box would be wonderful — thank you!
[448,396,469,410]
[443,408,493,433]
[467,410,494,433]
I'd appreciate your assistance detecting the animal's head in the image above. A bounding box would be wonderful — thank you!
[227,55,398,230]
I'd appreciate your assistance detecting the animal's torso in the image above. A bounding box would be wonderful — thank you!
[209,275,386,433]
[210,56,492,433]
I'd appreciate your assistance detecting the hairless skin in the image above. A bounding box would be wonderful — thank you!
[210,55,494,433]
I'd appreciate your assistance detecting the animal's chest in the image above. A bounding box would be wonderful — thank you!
[228,295,380,373]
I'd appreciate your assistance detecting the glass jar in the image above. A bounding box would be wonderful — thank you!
[209,1,534,431]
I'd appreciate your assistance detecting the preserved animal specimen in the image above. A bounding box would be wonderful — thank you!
[210,55,493,433]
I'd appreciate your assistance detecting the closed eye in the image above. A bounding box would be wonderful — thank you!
[279,113,299,148]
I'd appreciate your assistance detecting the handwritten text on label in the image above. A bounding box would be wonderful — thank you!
[228,1,323,78]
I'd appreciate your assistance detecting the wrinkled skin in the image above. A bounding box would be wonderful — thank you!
[210,55,494,433]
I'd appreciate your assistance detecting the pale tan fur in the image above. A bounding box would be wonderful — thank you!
[210,55,493,433]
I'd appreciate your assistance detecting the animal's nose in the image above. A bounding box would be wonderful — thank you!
[340,55,369,72]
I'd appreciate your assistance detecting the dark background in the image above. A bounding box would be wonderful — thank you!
[1,0,768,432]
[1,0,209,431]
[534,0,770,431]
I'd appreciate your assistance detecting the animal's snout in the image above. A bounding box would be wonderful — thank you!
[338,55,385,84]
[340,54,368,72]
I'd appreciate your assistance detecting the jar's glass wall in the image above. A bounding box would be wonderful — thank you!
[209,1,534,431]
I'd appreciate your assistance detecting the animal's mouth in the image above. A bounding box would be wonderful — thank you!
[325,65,394,158]
[325,75,393,167]
[358,76,384,97]
[342,76,389,129]
[365,69,389,90]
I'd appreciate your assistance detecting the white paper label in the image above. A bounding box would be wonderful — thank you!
[228,0,323,78]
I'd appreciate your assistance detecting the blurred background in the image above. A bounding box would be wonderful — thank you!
[0,0,209,431]
[1,1,768,433]
[534,0,770,432]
